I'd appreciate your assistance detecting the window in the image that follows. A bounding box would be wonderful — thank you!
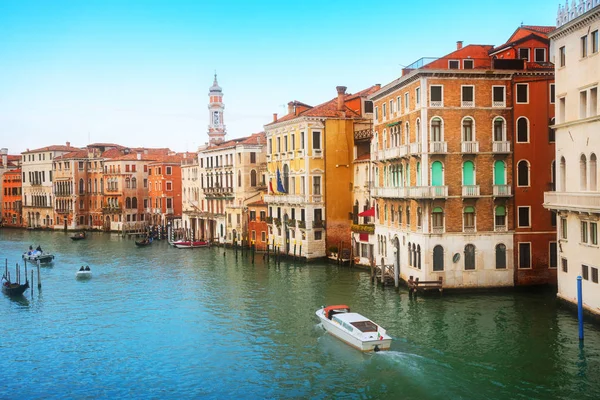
[550,84,555,104]
[404,92,409,112]
[166,181,172,191]
[415,87,421,106]
[593,267,599,283]
[495,206,506,229]
[300,132,305,149]
[517,160,529,186]
[534,48,546,62]
[562,258,568,272]
[494,118,505,141]
[375,106,379,120]
[582,35,588,58]
[448,60,460,69]
[430,85,443,106]
[461,86,474,107]
[364,100,373,113]
[463,59,474,69]
[550,242,558,268]
[291,135,295,151]
[250,152,256,163]
[592,222,598,245]
[519,243,531,268]
[518,206,530,227]
[518,48,530,61]
[582,264,589,280]
[559,46,566,67]
[432,207,444,232]
[464,244,475,270]
[462,117,474,141]
[433,245,444,271]
[313,176,321,195]
[315,231,322,240]
[561,217,568,239]
[312,131,321,150]
[463,206,475,232]
[581,154,588,190]
[431,118,442,141]
[581,220,589,243]
[383,103,387,118]
[580,90,588,119]
[250,170,257,187]
[516,84,528,103]
[496,244,507,269]
[492,86,505,106]
[593,30,599,54]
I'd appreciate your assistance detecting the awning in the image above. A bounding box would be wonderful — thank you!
[358,207,375,217]
[386,121,400,127]
[359,233,369,242]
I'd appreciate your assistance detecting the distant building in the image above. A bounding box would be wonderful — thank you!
[0,148,21,226]
[148,153,191,229]
[2,168,22,227]
[247,198,268,251]
[545,2,600,314]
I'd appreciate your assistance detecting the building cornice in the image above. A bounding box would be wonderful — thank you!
[550,6,600,40]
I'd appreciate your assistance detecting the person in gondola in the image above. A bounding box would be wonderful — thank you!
[79,266,85,271]
[36,245,42,252]
[85,266,90,271]
[28,245,33,255]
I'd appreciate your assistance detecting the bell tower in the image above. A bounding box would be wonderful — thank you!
[207,73,226,145]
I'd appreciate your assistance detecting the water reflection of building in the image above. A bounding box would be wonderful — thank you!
[545,3,600,315]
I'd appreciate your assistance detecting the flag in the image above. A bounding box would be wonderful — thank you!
[378,332,383,341]
[269,180,276,194]
[276,168,286,194]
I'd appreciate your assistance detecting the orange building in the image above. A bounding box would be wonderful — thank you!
[247,199,268,251]
[2,169,23,227]
[148,153,190,227]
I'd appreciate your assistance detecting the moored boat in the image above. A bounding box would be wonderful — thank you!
[173,240,210,249]
[76,266,92,279]
[135,238,152,247]
[71,232,86,241]
[315,305,392,352]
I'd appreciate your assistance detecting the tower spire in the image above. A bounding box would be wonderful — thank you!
[207,74,226,145]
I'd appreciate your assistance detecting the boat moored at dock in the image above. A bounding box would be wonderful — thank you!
[316,305,392,352]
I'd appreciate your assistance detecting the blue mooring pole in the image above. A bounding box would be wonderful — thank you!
[577,276,584,341]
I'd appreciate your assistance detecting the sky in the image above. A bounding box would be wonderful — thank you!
[0,0,558,154]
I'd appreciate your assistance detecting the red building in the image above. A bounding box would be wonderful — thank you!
[2,169,22,227]
[247,199,268,251]
[148,153,190,227]
[490,26,557,285]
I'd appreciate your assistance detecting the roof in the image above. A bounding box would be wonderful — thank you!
[266,85,380,126]
[247,199,267,207]
[54,150,89,160]
[204,132,266,151]
[520,25,555,34]
[22,145,80,154]
[490,33,550,55]
[354,153,371,162]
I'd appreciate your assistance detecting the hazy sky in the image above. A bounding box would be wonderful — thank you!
[0,0,557,154]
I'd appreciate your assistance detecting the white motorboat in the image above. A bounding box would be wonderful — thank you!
[76,266,92,279]
[22,251,55,264]
[316,305,392,352]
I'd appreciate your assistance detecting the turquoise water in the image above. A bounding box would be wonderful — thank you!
[1,229,599,399]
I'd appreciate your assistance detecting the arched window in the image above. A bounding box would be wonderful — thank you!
[405,122,410,143]
[79,179,84,194]
[416,119,421,142]
[517,117,529,142]
[398,165,404,187]
[432,207,444,232]
[132,177,137,189]
[464,206,475,232]
[431,161,443,186]
[431,117,442,142]
[125,197,132,209]
[591,154,597,191]
[551,160,556,191]
[238,171,242,187]
[416,162,421,186]
[383,129,387,149]
[417,245,421,269]
[132,197,138,208]
[391,205,395,222]
[433,245,444,271]
[493,117,506,141]
[408,242,412,266]
[517,160,530,186]
[495,243,507,269]
[462,117,474,142]
[581,154,588,190]
[87,179,91,193]
[464,244,476,270]
[126,177,131,189]
[560,156,566,191]
[94,179,98,193]
[495,206,506,230]
[549,117,556,142]
[250,170,257,187]
[412,244,417,267]
[463,161,475,185]
[384,204,388,221]
[494,161,506,185]
[406,164,411,187]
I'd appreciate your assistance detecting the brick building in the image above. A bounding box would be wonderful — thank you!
[2,168,22,227]
[148,153,190,228]
[247,199,268,251]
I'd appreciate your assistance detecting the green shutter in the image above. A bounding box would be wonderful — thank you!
[494,161,506,185]
[463,161,474,185]
[496,206,506,216]
[431,161,443,186]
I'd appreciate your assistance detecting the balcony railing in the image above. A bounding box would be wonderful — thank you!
[463,226,476,233]
[461,141,479,153]
[493,184,512,197]
[462,185,480,197]
[429,141,447,153]
[264,194,306,204]
[430,100,443,107]
[166,208,174,214]
[544,192,600,213]
[383,147,406,160]
[298,220,306,229]
[351,224,375,234]
[494,225,508,232]
[492,141,511,153]
[313,220,325,229]
[492,100,506,108]
[462,101,474,108]
[408,186,448,198]
[409,142,422,155]
[431,226,444,234]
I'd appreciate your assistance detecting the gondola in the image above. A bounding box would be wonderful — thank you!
[135,238,152,247]
[71,232,86,241]
[2,275,29,296]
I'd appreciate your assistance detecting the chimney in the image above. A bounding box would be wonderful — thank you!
[273,113,278,122]
[336,86,347,112]
[66,141,71,147]
[457,41,463,50]
[1,148,7,168]
[287,101,294,115]
[137,153,142,160]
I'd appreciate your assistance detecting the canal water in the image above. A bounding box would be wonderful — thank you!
[1,230,599,399]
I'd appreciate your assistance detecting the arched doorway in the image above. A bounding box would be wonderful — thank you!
[393,236,400,287]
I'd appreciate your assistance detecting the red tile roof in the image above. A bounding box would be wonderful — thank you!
[522,25,555,34]
[354,153,371,162]
[23,145,80,154]
[247,199,267,207]
[266,85,380,126]
[54,150,90,160]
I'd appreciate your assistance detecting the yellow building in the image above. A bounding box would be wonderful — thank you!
[264,85,378,259]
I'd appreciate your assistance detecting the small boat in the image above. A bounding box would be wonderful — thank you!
[316,305,392,352]
[2,274,29,296]
[135,238,153,247]
[76,266,92,279]
[173,240,210,249]
[22,250,55,263]
[71,232,86,241]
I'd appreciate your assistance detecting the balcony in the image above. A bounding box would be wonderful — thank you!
[296,149,305,157]
[430,100,443,107]
[166,208,174,214]
[462,185,480,197]
[298,220,306,229]
[431,226,444,234]
[311,195,323,203]
[429,141,447,154]
[372,186,407,199]
[461,141,479,153]
[492,100,506,108]
[493,185,512,197]
[492,141,511,153]
[494,225,508,232]
[266,216,273,224]
[313,149,323,158]
[264,194,306,204]
[145,207,152,213]
[409,142,422,155]
[383,146,408,160]
[286,219,297,228]
[461,101,474,108]
[313,220,326,229]
[351,223,375,234]
[407,186,448,198]
[544,192,600,213]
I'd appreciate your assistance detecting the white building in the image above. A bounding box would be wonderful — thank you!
[545,2,600,314]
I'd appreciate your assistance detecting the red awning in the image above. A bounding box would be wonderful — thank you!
[358,207,375,217]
